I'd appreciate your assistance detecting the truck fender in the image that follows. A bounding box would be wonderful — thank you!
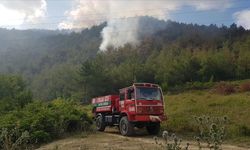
[120,112,131,121]
[95,113,103,120]
[96,113,102,117]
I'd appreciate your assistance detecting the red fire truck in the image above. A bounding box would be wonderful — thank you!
[92,83,166,136]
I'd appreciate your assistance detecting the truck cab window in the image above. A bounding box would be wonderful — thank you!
[120,93,125,101]
[127,89,134,100]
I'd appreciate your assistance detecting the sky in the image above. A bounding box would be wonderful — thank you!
[0,0,250,30]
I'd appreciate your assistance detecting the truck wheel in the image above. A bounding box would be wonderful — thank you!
[146,122,160,135]
[119,116,134,136]
[96,115,105,131]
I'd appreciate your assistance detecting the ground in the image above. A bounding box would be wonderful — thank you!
[37,127,249,150]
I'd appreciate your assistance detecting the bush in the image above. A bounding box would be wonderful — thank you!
[239,82,250,92]
[214,82,235,95]
[194,116,229,150]
[31,131,51,143]
[239,125,250,137]
[0,128,30,150]
[155,116,229,150]
[0,99,92,149]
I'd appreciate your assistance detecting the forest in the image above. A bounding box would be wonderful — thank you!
[0,17,250,102]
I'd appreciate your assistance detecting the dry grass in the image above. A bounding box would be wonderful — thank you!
[239,82,250,92]
[213,82,236,95]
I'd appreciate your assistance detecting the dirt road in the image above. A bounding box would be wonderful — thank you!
[37,128,249,150]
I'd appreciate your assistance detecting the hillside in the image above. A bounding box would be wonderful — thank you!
[0,17,250,101]
[0,25,104,100]
[164,85,250,147]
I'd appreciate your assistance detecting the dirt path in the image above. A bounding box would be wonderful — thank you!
[37,128,249,150]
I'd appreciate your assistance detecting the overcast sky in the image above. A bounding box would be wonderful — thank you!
[0,0,249,30]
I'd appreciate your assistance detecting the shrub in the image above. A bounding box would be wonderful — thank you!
[31,130,51,143]
[0,99,92,148]
[154,131,189,150]
[239,125,250,137]
[154,116,229,150]
[213,82,235,95]
[239,82,250,92]
[193,116,229,150]
[0,128,30,150]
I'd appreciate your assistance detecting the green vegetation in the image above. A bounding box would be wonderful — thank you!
[0,99,92,149]
[0,18,250,101]
[155,116,228,150]
[0,75,92,149]
[0,24,104,101]
[0,75,32,113]
[162,86,250,146]
[154,131,186,150]
[78,22,250,100]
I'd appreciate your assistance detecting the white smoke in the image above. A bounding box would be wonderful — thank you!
[100,18,140,50]
[0,0,47,27]
[234,9,250,29]
[59,0,233,51]
[98,0,181,50]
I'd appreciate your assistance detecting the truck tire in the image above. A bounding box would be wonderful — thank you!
[96,115,106,131]
[146,122,160,135]
[119,116,134,136]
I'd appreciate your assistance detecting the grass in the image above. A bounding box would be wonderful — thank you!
[81,80,250,147]
[162,89,250,147]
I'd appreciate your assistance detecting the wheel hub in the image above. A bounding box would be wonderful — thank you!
[121,121,127,133]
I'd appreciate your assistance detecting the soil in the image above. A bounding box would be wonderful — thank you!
[37,127,250,150]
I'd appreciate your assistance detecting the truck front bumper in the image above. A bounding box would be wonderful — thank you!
[132,114,167,122]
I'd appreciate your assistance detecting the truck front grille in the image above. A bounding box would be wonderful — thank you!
[136,106,163,114]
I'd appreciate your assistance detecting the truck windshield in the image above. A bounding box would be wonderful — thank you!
[136,87,162,100]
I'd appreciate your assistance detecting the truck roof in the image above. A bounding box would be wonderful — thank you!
[119,83,160,92]
[133,83,159,87]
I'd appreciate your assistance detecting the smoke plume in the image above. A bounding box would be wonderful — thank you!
[234,9,250,30]
[59,0,233,51]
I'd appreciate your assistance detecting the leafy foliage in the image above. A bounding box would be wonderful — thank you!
[0,99,92,149]
[0,128,30,150]
[0,75,32,113]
